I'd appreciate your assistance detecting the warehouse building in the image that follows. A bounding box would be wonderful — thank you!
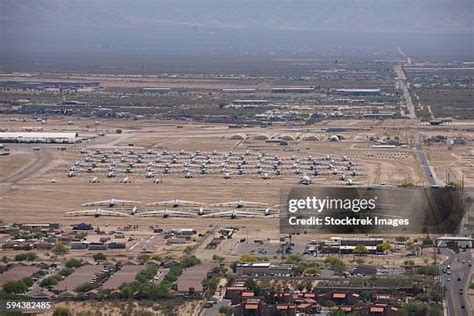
[236,263,294,277]
[271,87,315,93]
[332,89,382,96]
[232,100,269,106]
[0,132,79,144]
[142,87,171,93]
[222,88,257,93]
[0,81,100,90]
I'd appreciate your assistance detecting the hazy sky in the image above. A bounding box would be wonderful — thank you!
[1,0,473,56]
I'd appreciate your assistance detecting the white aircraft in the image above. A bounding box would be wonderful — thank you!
[136,209,195,218]
[193,207,214,216]
[346,179,354,186]
[211,200,267,208]
[81,198,140,208]
[66,208,130,218]
[255,207,280,217]
[202,209,265,219]
[89,176,99,183]
[299,175,312,185]
[146,199,204,208]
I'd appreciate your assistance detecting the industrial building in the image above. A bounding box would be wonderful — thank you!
[318,237,384,254]
[230,100,270,108]
[236,263,294,277]
[0,81,100,91]
[332,89,382,96]
[222,88,257,93]
[171,228,196,235]
[0,132,79,144]
[271,87,315,93]
[142,87,171,93]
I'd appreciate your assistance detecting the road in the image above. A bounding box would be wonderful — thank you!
[200,299,230,316]
[416,145,437,186]
[439,247,472,316]
[394,63,416,119]
[0,147,52,198]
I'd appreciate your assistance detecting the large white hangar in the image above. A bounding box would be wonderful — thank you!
[0,132,80,144]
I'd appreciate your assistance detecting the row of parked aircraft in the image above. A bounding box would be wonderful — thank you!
[69,149,361,183]
[65,199,280,219]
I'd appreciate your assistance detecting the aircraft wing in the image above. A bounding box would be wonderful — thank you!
[98,210,131,217]
[166,210,195,217]
[240,201,267,206]
[65,209,130,217]
[210,202,235,207]
[136,210,194,217]
[177,199,204,206]
[234,210,266,218]
[136,210,166,216]
[81,200,110,207]
[146,200,173,206]
[202,211,235,218]
[114,199,140,205]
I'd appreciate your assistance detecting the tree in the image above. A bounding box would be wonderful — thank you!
[183,246,193,255]
[421,236,433,247]
[75,282,96,293]
[65,258,82,268]
[115,129,122,134]
[52,242,68,255]
[212,254,225,262]
[324,256,346,273]
[353,244,368,256]
[22,277,33,287]
[219,305,233,315]
[53,307,72,316]
[40,276,61,287]
[14,252,37,261]
[376,242,392,253]
[151,254,163,262]
[395,236,409,242]
[92,253,107,262]
[284,255,301,264]
[58,268,74,277]
[303,267,320,276]
[3,280,28,294]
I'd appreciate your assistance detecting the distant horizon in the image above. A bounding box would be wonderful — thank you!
[1,0,472,59]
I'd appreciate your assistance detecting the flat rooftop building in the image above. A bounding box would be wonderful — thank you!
[236,262,294,276]
[0,265,40,287]
[272,87,315,93]
[102,264,146,290]
[176,264,213,294]
[142,87,171,93]
[0,132,79,144]
[332,89,382,96]
[55,264,104,292]
[222,88,257,93]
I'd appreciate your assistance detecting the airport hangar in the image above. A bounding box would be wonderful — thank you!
[0,132,80,144]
